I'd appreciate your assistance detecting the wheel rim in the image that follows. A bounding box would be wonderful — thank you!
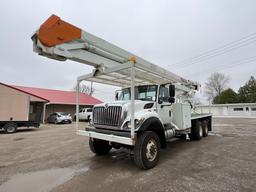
[199,125,203,137]
[7,126,15,133]
[146,138,157,162]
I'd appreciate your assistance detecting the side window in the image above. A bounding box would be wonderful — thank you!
[79,109,83,113]
[87,109,92,112]
[159,85,169,102]
[122,89,130,100]
[233,108,243,111]
[83,109,86,112]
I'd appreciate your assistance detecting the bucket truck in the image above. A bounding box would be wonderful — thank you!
[32,15,212,169]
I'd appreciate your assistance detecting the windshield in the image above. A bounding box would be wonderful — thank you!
[59,112,69,116]
[119,85,157,101]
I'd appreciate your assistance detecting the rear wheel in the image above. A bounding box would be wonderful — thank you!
[202,120,209,137]
[192,121,203,140]
[134,131,160,169]
[3,123,17,134]
[89,138,112,155]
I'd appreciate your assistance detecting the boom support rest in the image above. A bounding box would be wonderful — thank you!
[38,14,81,47]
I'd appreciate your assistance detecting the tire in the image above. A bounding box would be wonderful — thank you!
[202,120,209,137]
[89,138,112,155]
[191,121,203,140]
[73,116,76,121]
[134,131,160,169]
[3,123,17,134]
[87,115,91,122]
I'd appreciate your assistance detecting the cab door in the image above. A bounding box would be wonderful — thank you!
[157,84,172,124]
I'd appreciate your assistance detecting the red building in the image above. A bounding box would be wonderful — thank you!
[0,82,102,123]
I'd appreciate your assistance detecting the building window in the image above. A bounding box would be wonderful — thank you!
[233,108,243,111]
[251,107,256,111]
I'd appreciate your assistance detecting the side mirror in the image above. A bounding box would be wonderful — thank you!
[168,97,175,103]
[115,90,121,100]
[169,84,175,97]
[158,98,163,104]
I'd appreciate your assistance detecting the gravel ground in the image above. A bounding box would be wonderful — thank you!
[0,118,255,192]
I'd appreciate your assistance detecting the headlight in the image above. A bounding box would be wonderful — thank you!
[125,117,145,129]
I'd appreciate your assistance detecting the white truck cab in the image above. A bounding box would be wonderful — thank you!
[92,84,175,131]
[74,108,92,121]
[32,15,212,169]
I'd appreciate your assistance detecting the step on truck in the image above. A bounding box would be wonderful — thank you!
[32,15,212,169]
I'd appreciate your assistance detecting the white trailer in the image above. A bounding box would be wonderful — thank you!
[32,15,212,169]
[0,83,42,133]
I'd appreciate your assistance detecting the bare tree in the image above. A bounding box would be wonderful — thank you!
[191,96,202,105]
[73,82,95,96]
[204,72,229,103]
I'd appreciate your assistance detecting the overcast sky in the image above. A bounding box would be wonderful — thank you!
[0,0,256,102]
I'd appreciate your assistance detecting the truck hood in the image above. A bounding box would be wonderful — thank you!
[94,100,157,122]
[94,100,154,109]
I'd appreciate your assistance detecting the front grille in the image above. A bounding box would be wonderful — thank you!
[93,106,122,127]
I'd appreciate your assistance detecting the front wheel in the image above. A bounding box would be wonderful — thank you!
[54,119,58,124]
[134,131,160,169]
[89,138,112,155]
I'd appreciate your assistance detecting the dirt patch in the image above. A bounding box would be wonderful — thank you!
[0,119,255,192]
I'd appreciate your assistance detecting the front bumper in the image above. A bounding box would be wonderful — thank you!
[77,127,135,145]
[58,118,72,123]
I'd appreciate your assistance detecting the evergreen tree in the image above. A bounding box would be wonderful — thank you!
[238,76,256,103]
[213,88,238,104]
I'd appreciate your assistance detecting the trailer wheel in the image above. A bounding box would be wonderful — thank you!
[202,120,208,137]
[89,138,112,155]
[134,131,160,169]
[3,123,17,134]
[192,121,203,140]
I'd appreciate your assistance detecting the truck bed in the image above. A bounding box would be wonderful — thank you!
[0,121,40,128]
[191,113,212,120]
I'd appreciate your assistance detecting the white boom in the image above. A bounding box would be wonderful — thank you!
[32,15,199,89]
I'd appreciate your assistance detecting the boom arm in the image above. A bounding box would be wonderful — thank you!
[32,14,200,90]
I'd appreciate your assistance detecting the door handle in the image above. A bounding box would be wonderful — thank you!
[161,104,172,108]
